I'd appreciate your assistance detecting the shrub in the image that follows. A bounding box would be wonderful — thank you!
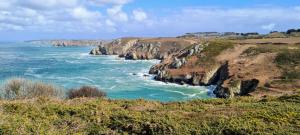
[275,51,300,66]
[1,78,63,99]
[275,50,300,80]
[67,86,106,99]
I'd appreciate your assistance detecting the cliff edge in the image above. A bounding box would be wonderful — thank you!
[90,37,300,98]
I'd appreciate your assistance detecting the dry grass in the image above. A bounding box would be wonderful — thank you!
[235,37,300,44]
[1,78,63,99]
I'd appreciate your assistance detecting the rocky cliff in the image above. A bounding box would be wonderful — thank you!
[29,40,105,47]
[150,40,299,98]
[90,37,196,60]
[90,37,300,98]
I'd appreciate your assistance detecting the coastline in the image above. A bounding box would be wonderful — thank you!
[0,43,212,102]
[89,36,300,99]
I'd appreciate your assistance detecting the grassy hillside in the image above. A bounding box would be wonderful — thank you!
[0,95,299,134]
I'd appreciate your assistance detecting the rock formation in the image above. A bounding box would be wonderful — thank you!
[90,37,300,98]
[90,37,194,60]
[28,40,105,47]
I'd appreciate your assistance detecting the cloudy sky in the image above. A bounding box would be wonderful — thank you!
[0,0,300,41]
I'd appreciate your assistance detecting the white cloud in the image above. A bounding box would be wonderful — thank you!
[105,19,115,26]
[0,0,105,33]
[132,9,147,22]
[71,7,101,21]
[261,23,276,31]
[17,0,79,10]
[0,0,12,9]
[107,5,128,22]
[1,0,300,39]
[0,23,24,31]
[88,0,132,6]
[146,7,300,35]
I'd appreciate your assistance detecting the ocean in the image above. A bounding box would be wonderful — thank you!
[0,42,213,102]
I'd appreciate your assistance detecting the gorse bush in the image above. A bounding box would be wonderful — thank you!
[67,86,106,99]
[1,78,63,99]
[0,94,299,134]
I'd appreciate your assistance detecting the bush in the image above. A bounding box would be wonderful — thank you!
[67,86,106,99]
[274,51,300,80]
[1,78,63,99]
[275,51,300,66]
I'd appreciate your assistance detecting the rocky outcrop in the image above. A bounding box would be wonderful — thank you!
[148,42,282,98]
[150,43,215,85]
[90,37,194,60]
[214,79,259,98]
[90,38,138,56]
[151,61,229,86]
[90,45,109,55]
[169,57,186,69]
[53,40,105,47]
[124,42,161,60]
[29,40,105,47]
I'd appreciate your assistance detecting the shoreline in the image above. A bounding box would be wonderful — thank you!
[89,37,300,99]
[0,44,213,102]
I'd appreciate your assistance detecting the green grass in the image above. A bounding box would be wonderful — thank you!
[242,46,273,56]
[197,40,234,66]
[275,50,300,66]
[242,44,295,57]
[275,50,300,80]
[0,95,299,134]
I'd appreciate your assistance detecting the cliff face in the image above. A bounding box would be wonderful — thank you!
[148,41,236,94]
[90,37,195,60]
[150,40,299,98]
[90,37,300,98]
[29,40,105,47]
[51,40,105,47]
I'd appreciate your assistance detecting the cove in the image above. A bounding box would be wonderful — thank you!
[0,42,213,102]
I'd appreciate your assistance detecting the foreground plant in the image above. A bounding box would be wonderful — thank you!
[67,86,106,99]
[0,94,299,134]
[0,78,63,99]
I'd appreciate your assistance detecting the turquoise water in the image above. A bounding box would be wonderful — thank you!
[0,42,213,102]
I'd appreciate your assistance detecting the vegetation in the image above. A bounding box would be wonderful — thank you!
[275,50,300,66]
[1,78,63,100]
[286,29,300,34]
[242,46,273,56]
[67,86,106,99]
[275,50,300,80]
[241,44,296,56]
[242,44,300,80]
[197,40,234,66]
[0,38,299,134]
[0,94,299,134]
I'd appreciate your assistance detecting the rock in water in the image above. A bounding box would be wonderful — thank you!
[125,52,138,60]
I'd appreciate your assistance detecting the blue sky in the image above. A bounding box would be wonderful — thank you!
[0,0,300,41]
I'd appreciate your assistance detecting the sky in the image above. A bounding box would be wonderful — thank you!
[0,0,300,41]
